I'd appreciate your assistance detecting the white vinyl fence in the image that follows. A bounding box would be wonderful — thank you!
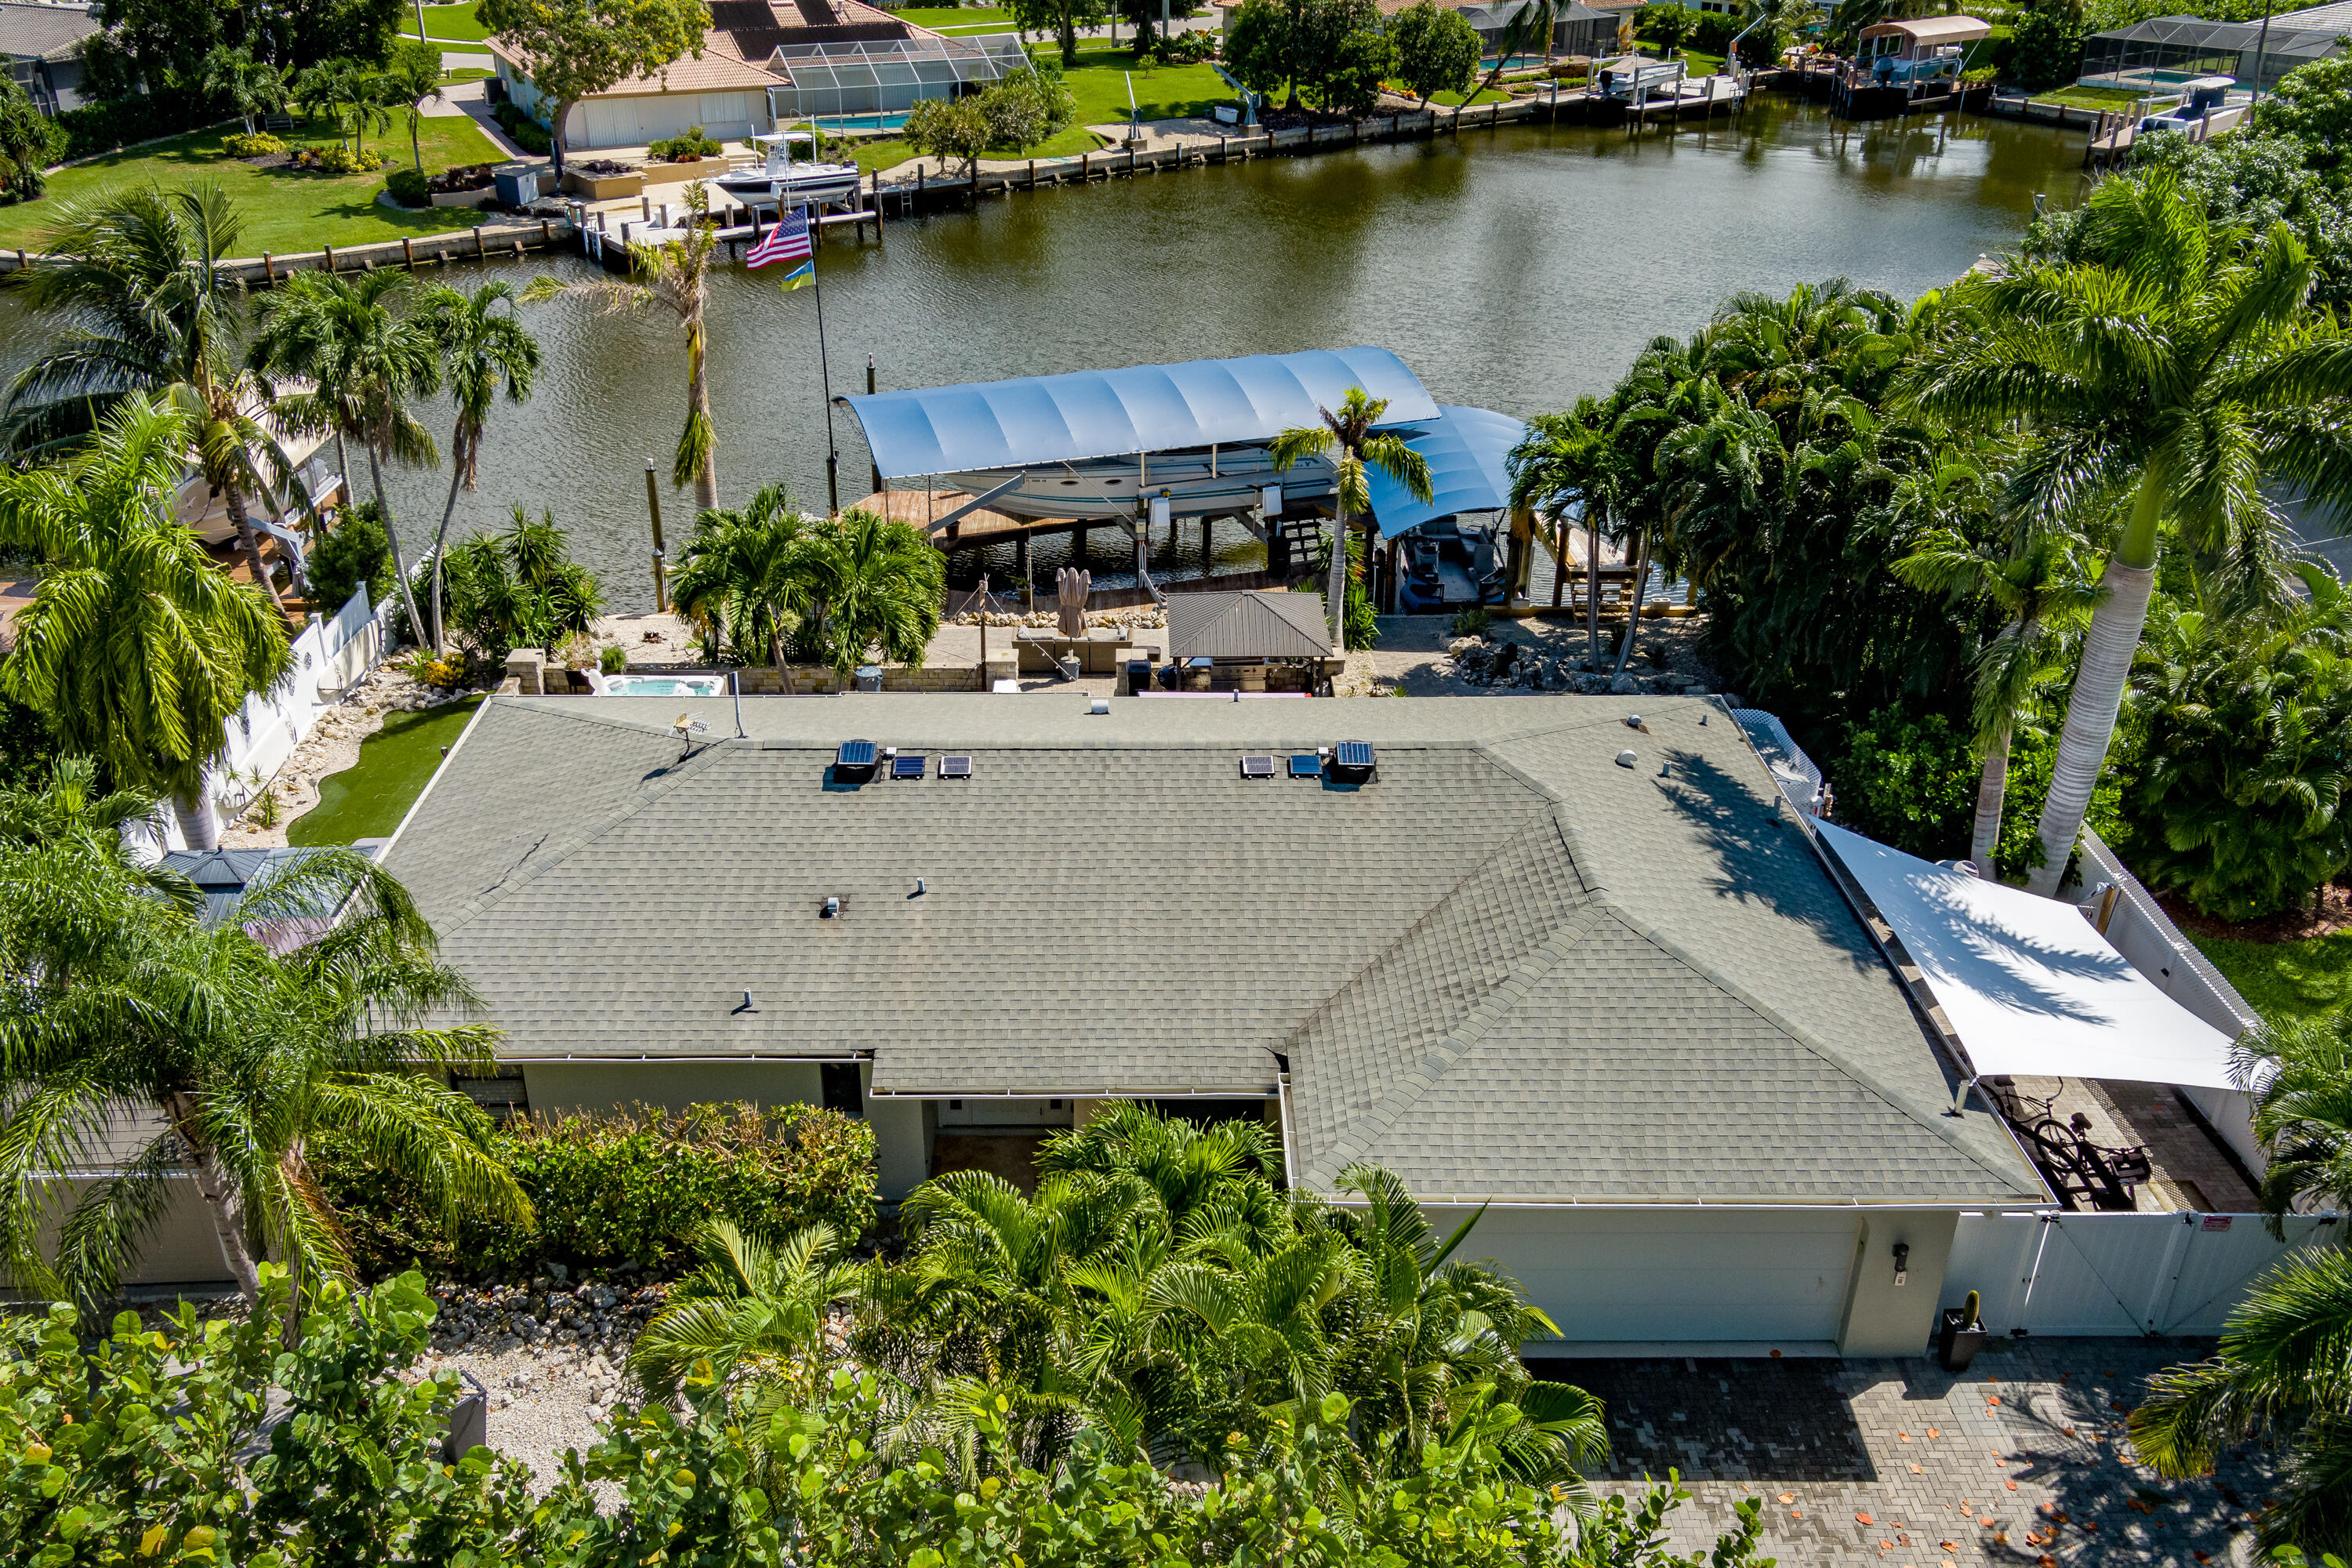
[1942,1209,2344,1338]
[132,586,396,854]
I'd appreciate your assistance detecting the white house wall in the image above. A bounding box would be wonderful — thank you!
[1411,1203,1947,1355]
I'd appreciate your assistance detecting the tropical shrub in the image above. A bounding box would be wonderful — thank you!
[0,78,64,201]
[1636,1,1697,52]
[492,100,553,154]
[1321,26,1395,115]
[0,1265,1769,1568]
[978,69,1079,150]
[384,165,431,205]
[1829,706,1979,861]
[2117,590,2352,920]
[312,1102,879,1279]
[599,641,629,673]
[648,123,722,161]
[1157,27,1217,63]
[905,94,992,176]
[439,504,606,664]
[306,500,395,617]
[221,130,289,158]
[296,141,390,173]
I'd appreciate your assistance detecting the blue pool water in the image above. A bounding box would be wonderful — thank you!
[812,112,913,131]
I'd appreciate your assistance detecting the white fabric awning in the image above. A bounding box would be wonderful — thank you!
[1815,821,2241,1091]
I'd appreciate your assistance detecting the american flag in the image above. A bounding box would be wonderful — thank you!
[746,209,812,270]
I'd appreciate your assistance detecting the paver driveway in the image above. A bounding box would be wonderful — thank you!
[1538,1341,2281,1567]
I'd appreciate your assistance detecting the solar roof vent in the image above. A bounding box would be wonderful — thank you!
[1240,754,1277,779]
[1329,741,1376,779]
[891,753,927,781]
[835,739,879,781]
[1288,753,1321,779]
[938,755,972,779]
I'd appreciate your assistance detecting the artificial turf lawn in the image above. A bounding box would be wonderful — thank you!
[396,2,495,42]
[287,696,485,846]
[0,116,512,255]
[2191,931,2352,1028]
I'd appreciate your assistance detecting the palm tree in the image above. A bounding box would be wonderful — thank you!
[384,40,445,174]
[4,181,316,624]
[631,1221,860,1398]
[2129,1246,2352,1559]
[669,486,817,670]
[1508,400,1628,667]
[202,45,288,136]
[441,506,604,660]
[0,756,197,910]
[1270,387,1433,652]
[804,508,944,677]
[250,268,442,642]
[0,841,529,1306]
[1902,173,2352,896]
[420,280,543,653]
[1465,0,1559,107]
[1893,514,2099,877]
[0,394,289,850]
[548,182,724,510]
[2235,1016,2352,1237]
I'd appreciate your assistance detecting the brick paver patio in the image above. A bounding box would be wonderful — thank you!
[1540,1340,2279,1567]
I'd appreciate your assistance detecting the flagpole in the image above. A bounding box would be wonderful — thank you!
[808,200,840,517]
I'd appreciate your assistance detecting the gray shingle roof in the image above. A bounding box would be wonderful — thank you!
[382,694,2046,1207]
[1165,591,1334,662]
[0,3,100,61]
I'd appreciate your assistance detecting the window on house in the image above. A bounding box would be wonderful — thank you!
[821,1062,865,1118]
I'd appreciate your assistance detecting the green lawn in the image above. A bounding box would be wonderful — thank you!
[2192,931,2352,1028]
[1036,45,1232,123]
[441,67,492,84]
[0,117,511,255]
[1425,86,1513,107]
[846,123,1105,176]
[896,5,1014,24]
[288,697,485,846]
[396,2,494,42]
[2034,82,2166,109]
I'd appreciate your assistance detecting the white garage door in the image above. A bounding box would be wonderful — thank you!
[1437,1206,1861,1347]
[698,93,752,136]
[582,99,639,147]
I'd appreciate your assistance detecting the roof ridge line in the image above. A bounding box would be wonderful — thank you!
[1592,897,2040,1191]
[496,696,720,740]
[1277,802,1565,1065]
[427,735,738,942]
[1301,900,1607,1189]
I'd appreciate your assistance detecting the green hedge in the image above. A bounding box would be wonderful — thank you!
[313,1101,878,1279]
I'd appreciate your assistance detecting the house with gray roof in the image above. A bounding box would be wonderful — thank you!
[374,691,2049,1356]
[0,2,97,114]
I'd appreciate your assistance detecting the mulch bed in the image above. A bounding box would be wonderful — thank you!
[242,152,293,169]
[2156,880,2352,944]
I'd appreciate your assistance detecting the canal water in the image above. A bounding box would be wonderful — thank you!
[0,96,2096,612]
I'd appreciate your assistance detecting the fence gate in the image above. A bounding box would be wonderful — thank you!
[1944,1210,2342,1338]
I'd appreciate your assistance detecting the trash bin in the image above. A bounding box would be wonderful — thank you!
[1126,658,1152,696]
[441,1370,489,1461]
[855,664,883,692]
[492,162,543,206]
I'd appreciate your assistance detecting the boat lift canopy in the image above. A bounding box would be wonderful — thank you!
[1364,404,1529,538]
[838,348,1439,481]
[1814,820,2241,1091]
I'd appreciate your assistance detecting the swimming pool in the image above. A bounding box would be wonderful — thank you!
[811,112,911,132]
[598,673,730,697]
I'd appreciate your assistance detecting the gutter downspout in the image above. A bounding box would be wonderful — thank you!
[1269,1051,1298,1190]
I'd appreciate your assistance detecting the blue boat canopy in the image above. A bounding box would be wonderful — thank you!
[840,348,1439,480]
[1365,405,1529,539]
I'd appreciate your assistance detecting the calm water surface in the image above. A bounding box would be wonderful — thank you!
[0,99,2094,612]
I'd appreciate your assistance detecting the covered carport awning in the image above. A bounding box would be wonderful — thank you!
[837,348,1439,481]
[1363,405,1531,538]
[1815,821,2241,1091]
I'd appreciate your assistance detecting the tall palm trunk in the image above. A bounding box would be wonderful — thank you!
[1969,726,2010,878]
[169,1095,262,1300]
[684,316,718,512]
[1610,522,1652,681]
[366,439,427,645]
[431,447,467,653]
[1327,501,1349,653]
[1585,506,1601,664]
[173,786,220,851]
[224,481,295,626]
[2024,470,2166,897]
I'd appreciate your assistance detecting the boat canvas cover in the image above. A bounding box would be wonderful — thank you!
[1858,14,1992,44]
[840,348,1438,480]
[1814,820,2240,1091]
[1365,405,1529,537]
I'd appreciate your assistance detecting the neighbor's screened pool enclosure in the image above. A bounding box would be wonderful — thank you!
[764,33,1031,120]
[2077,13,2340,93]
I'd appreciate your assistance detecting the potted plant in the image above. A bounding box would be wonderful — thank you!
[1936,1289,1987,1372]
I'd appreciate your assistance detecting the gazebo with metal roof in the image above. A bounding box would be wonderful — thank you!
[2077,13,2339,94]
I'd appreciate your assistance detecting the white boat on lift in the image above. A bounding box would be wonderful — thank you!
[947,446,1340,522]
[716,130,862,207]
